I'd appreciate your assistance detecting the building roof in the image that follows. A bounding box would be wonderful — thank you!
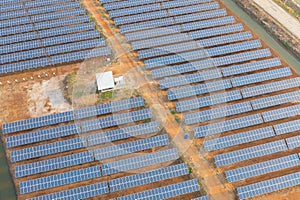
[96,71,115,91]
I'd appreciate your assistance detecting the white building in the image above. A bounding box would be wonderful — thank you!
[96,71,115,92]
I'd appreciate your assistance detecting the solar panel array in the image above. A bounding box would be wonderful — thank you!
[237,171,300,199]
[98,0,300,198]
[214,140,288,166]
[203,126,275,152]
[101,148,179,176]
[94,134,169,160]
[109,163,188,192]
[225,154,300,182]
[20,166,101,194]
[116,179,200,200]
[0,0,111,74]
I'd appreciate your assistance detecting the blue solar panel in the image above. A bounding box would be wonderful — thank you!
[194,114,263,138]
[190,23,244,40]
[31,8,86,23]
[109,163,188,192]
[204,126,275,152]
[274,119,300,135]
[0,32,37,46]
[45,39,105,55]
[160,69,222,89]
[101,148,179,176]
[286,135,300,149]
[237,171,300,199]
[108,3,161,18]
[0,3,24,12]
[104,0,166,11]
[0,16,31,29]
[185,102,253,125]
[6,123,80,148]
[88,121,159,146]
[38,23,95,38]
[0,49,45,64]
[116,179,200,200]
[120,17,175,33]
[176,90,242,112]
[0,40,41,54]
[25,0,71,8]
[242,77,300,98]
[168,79,232,100]
[15,151,94,178]
[20,166,101,194]
[42,30,100,46]
[50,47,111,65]
[0,24,34,37]
[81,108,152,133]
[75,97,144,119]
[226,154,300,182]
[3,111,74,134]
[262,104,300,122]
[27,2,80,15]
[125,25,181,42]
[251,90,300,110]
[181,16,235,32]
[114,10,168,25]
[10,137,87,163]
[231,67,292,87]
[222,58,281,76]
[214,140,287,166]
[0,9,26,20]
[170,2,220,17]
[161,0,211,9]
[94,134,169,160]
[29,182,109,200]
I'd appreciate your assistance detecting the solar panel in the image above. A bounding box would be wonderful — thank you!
[231,67,292,87]
[222,58,281,76]
[132,33,190,50]
[262,104,300,122]
[20,166,101,194]
[109,163,188,192]
[31,8,86,23]
[242,77,300,98]
[251,90,300,110]
[226,154,300,182]
[0,40,41,54]
[161,0,211,9]
[101,148,179,176]
[0,49,45,64]
[125,25,181,42]
[192,196,209,200]
[190,23,244,40]
[81,108,152,133]
[94,134,169,160]
[15,151,94,178]
[0,24,34,37]
[25,0,72,8]
[29,182,109,200]
[104,0,166,11]
[185,101,253,125]
[176,90,242,112]
[10,137,87,163]
[2,111,74,134]
[6,123,80,148]
[116,179,200,200]
[144,40,262,69]
[75,97,144,119]
[88,121,160,146]
[108,3,162,18]
[194,114,263,138]
[181,16,235,32]
[168,79,232,100]
[114,10,168,25]
[160,69,222,89]
[274,119,300,135]
[27,2,80,15]
[204,126,275,152]
[0,32,37,46]
[1,3,24,12]
[0,16,31,29]
[286,135,300,149]
[214,140,288,166]
[120,17,176,33]
[237,171,300,199]
[170,2,220,18]
[0,9,26,21]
